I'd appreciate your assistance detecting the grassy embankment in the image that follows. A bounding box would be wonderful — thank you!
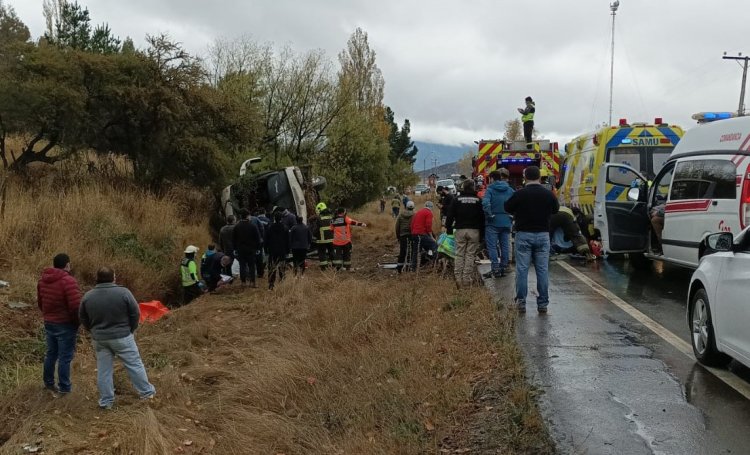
[0,170,552,454]
[0,162,211,397]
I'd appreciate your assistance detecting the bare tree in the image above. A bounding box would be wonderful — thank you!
[42,0,64,40]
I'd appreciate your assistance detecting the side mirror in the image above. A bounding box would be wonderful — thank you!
[627,187,640,202]
[699,232,734,259]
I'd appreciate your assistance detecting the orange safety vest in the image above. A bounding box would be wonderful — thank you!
[331,215,362,246]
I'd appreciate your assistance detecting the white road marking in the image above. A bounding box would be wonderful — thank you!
[557,260,750,401]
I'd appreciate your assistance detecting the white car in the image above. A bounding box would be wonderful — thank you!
[687,226,750,367]
[436,179,457,195]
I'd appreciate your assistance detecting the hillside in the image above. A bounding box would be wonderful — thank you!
[0,201,552,455]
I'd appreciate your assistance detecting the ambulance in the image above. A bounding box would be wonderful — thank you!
[473,139,561,189]
[594,112,750,268]
[559,118,685,216]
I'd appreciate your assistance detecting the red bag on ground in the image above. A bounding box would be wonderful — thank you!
[139,300,170,323]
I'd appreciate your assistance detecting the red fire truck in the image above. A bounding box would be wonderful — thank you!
[472,139,562,189]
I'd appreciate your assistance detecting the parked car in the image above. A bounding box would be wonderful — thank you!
[687,226,750,367]
[414,184,430,195]
[436,179,457,195]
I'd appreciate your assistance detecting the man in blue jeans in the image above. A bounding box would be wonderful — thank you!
[37,253,81,394]
[504,166,559,313]
[79,267,156,409]
[482,169,514,278]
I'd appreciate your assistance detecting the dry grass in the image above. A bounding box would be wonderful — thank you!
[0,167,211,394]
[0,191,552,454]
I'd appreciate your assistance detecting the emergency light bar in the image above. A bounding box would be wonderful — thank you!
[692,112,735,123]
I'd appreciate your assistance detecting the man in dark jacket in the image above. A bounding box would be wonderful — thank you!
[504,166,559,314]
[290,216,312,275]
[445,180,485,288]
[79,267,155,409]
[219,215,235,258]
[37,253,81,394]
[266,212,290,290]
[394,200,416,273]
[482,169,514,278]
[232,209,262,287]
[438,186,454,226]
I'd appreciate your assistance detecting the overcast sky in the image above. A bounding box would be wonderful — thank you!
[8,0,750,147]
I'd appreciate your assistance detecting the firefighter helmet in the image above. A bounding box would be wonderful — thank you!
[315,202,327,214]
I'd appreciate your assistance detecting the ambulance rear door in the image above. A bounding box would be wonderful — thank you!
[594,163,650,253]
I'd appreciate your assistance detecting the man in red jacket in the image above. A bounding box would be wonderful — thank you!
[410,201,438,269]
[37,253,81,394]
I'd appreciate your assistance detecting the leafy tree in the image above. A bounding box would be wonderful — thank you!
[121,36,135,54]
[0,1,30,45]
[318,105,389,208]
[90,23,121,54]
[0,44,90,169]
[44,0,120,54]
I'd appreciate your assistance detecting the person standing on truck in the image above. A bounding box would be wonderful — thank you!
[518,96,536,150]
[331,207,367,271]
[38,253,81,395]
[311,202,335,270]
[483,169,514,278]
[395,200,416,273]
[232,209,262,288]
[445,179,485,289]
[504,166,559,314]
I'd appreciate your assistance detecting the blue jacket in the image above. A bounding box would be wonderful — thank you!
[483,181,514,228]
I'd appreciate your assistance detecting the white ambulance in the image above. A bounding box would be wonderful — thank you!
[595,112,750,268]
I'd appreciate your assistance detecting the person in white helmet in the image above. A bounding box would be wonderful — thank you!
[180,245,203,305]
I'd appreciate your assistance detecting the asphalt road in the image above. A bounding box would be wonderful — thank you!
[482,257,750,455]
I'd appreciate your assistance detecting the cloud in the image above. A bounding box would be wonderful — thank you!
[8,0,750,147]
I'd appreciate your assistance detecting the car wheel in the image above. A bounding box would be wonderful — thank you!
[690,289,731,367]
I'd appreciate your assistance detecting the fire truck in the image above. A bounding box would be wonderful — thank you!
[472,139,562,189]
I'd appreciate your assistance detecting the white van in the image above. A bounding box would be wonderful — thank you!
[595,113,750,268]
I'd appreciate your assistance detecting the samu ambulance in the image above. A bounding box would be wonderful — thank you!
[559,118,684,216]
[595,112,750,268]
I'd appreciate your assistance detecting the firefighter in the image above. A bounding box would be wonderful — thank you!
[331,207,367,271]
[311,202,335,270]
[517,96,535,149]
[549,206,595,260]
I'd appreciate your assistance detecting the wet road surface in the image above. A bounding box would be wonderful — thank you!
[482,258,750,454]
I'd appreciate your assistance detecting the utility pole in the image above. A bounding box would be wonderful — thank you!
[608,0,620,126]
[723,52,750,116]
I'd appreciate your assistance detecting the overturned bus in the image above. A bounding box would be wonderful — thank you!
[221,158,326,224]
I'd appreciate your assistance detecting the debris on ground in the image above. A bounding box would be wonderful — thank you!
[7,301,30,310]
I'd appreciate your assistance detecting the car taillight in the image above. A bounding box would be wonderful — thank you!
[742,177,750,228]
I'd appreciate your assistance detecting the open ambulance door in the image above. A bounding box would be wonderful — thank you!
[594,163,650,254]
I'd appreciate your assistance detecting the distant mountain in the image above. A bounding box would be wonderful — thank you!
[413,141,473,172]
[417,161,461,182]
